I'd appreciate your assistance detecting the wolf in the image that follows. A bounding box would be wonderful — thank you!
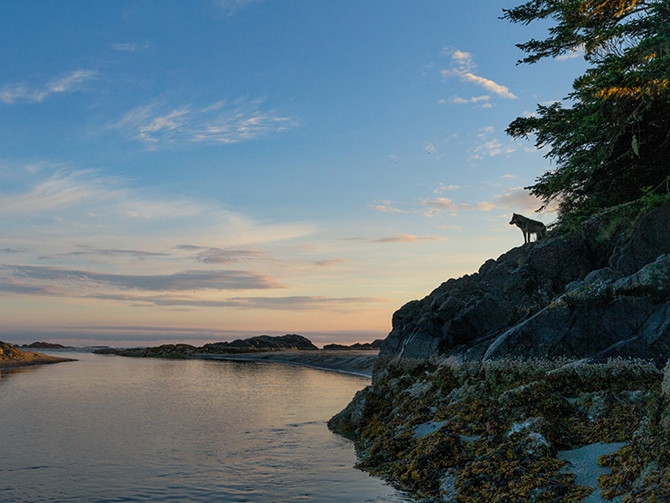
[509,213,547,243]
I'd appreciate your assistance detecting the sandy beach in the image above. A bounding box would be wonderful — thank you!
[197,350,379,378]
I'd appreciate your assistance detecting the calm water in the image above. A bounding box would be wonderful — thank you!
[0,352,408,503]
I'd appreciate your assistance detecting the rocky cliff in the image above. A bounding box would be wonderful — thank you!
[381,202,670,365]
[329,202,670,502]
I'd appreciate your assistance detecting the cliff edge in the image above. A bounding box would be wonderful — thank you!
[329,202,670,502]
[381,201,670,365]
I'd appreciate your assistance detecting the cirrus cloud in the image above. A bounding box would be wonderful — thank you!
[111,97,295,147]
[1,70,97,104]
[3,264,283,292]
[440,48,516,100]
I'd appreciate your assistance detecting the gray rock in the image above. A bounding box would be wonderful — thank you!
[380,202,670,365]
[610,203,670,275]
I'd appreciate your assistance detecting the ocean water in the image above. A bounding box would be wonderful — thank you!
[0,352,409,503]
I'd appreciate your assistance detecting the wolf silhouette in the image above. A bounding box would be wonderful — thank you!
[509,213,547,243]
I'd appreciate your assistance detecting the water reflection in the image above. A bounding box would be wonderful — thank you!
[0,352,410,503]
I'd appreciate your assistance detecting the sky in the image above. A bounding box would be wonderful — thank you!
[0,0,587,347]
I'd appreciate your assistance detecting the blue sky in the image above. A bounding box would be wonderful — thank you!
[0,0,586,346]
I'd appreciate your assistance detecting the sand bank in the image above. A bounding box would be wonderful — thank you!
[197,350,379,378]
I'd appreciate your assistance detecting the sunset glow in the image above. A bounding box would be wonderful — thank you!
[0,0,579,346]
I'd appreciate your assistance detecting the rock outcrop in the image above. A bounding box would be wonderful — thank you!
[201,334,318,353]
[322,339,383,351]
[0,341,76,368]
[20,341,72,349]
[97,334,319,358]
[0,341,28,361]
[381,202,670,365]
[329,356,670,502]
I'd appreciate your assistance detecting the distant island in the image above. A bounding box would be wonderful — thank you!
[94,333,319,357]
[323,340,383,351]
[93,334,384,358]
[0,341,76,369]
[20,341,74,350]
[94,334,381,376]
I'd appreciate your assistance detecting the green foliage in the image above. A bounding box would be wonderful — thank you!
[504,0,670,227]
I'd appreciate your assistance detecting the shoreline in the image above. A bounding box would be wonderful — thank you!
[196,350,378,378]
[0,351,77,370]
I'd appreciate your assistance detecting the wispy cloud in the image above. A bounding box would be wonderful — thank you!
[369,203,408,214]
[434,183,460,193]
[472,139,516,158]
[420,196,496,216]
[0,280,57,295]
[375,234,445,243]
[460,201,496,211]
[370,193,500,219]
[421,197,458,210]
[0,70,97,104]
[111,98,295,147]
[3,264,283,292]
[176,245,268,264]
[0,168,202,219]
[1,165,315,255]
[88,293,387,310]
[40,246,169,262]
[311,258,348,267]
[441,48,516,100]
[444,95,492,108]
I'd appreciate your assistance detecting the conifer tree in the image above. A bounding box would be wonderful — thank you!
[504,0,670,226]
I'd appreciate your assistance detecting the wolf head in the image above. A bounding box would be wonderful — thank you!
[509,213,520,225]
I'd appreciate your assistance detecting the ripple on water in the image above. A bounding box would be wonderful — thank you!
[0,352,410,503]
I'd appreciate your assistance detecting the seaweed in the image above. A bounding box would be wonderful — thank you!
[331,357,669,502]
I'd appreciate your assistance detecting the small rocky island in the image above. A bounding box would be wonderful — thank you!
[323,340,384,351]
[20,341,74,350]
[329,202,670,502]
[95,333,319,357]
[94,334,382,376]
[0,341,76,369]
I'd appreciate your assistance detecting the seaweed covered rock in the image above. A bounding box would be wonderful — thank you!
[330,357,665,502]
[381,202,670,364]
[596,359,670,501]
